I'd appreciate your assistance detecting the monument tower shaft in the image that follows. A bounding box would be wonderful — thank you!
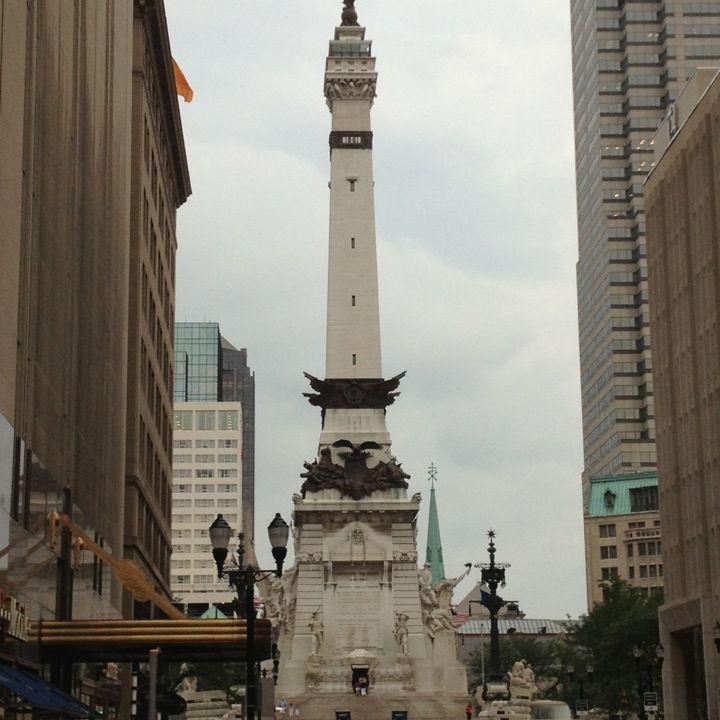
[324,12,381,380]
[272,5,468,710]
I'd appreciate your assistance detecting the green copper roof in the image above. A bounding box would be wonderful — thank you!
[425,482,446,584]
[200,604,228,619]
[587,470,658,517]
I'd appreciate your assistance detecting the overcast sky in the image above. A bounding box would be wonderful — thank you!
[165,1,586,619]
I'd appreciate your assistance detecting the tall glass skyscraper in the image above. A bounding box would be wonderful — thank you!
[570,2,720,605]
[571,2,720,484]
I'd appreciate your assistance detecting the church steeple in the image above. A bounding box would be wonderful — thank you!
[425,462,446,584]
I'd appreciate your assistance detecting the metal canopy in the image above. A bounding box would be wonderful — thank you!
[32,618,272,663]
[0,663,101,718]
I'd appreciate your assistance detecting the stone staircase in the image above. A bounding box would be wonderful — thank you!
[179,689,232,719]
[285,692,468,720]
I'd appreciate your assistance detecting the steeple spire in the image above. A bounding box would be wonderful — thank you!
[425,462,446,584]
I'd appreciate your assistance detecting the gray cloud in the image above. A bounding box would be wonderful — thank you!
[167,1,586,618]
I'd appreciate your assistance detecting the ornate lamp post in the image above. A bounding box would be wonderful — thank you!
[632,643,663,720]
[208,513,290,720]
[476,530,510,700]
[566,662,593,712]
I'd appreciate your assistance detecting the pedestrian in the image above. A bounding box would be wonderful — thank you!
[465,701,473,720]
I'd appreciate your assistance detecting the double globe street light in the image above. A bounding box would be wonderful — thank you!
[208,512,290,720]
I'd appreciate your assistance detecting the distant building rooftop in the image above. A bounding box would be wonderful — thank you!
[457,618,571,636]
[587,471,658,518]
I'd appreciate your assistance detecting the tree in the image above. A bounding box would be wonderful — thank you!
[567,579,662,716]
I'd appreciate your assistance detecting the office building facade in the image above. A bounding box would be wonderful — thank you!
[171,402,243,606]
[0,0,189,708]
[584,471,662,606]
[570,0,720,605]
[123,0,191,608]
[172,323,255,606]
[646,67,720,720]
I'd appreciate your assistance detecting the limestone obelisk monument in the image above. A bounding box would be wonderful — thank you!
[269,2,468,710]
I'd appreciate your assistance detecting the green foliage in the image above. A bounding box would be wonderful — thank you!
[567,579,663,716]
[465,581,662,715]
[467,635,583,699]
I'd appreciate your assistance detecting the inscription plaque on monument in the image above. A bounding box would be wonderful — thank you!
[334,565,381,653]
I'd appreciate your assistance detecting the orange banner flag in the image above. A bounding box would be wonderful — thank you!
[172,58,193,103]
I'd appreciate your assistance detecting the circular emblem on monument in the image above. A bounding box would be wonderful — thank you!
[343,383,365,405]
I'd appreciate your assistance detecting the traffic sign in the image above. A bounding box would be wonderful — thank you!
[643,691,658,711]
[575,699,589,717]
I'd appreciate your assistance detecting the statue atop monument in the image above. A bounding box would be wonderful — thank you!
[341,0,359,26]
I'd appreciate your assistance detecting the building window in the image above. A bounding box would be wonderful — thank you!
[173,439,192,449]
[639,565,648,578]
[351,237,355,248]
[352,353,357,365]
[219,469,238,478]
[218,439,238,448]
[352,295,356,306]
[196,439,215,449]
[218,454,238,464]
[196,411,216,431]
[174,411,193,430]
[629,521,646,529]
[217,483,238,493]
[348,179,356,192]
[195,469,214,479]
[172,454,192,464]
[195,484,215,493]
[219,411,239,431]
[601,567,618,581]
[600,545,618,559]
[173,483,192,493]
[599,523,616,538]
[627,543,634,558]
[629,566,635,579]
[629,485,658,512]
[195,454,215,464]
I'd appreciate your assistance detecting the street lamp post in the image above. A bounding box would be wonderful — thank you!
[632,644,663,720]
[209,513,290,720]
[566,663,593,714]
[476,530,510,700]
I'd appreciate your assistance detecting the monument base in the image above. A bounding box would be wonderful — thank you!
[281,691,468,720]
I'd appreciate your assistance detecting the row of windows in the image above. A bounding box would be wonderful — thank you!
[173,498,237,509]
[174,410,239,432]
[140,340,171,459]
[173,453,239,464]
[172,483,239,493]
[173,574,218,585]
[600,540,661,560]
[172,513,234,525]
[173,543,220,554]
[629,564,663,579]
[172,559,216,569]
[172,524,237,539]
[172,469,238,479]
[173,439,238,449]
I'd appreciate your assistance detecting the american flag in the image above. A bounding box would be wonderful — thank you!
[452,608,470,626]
